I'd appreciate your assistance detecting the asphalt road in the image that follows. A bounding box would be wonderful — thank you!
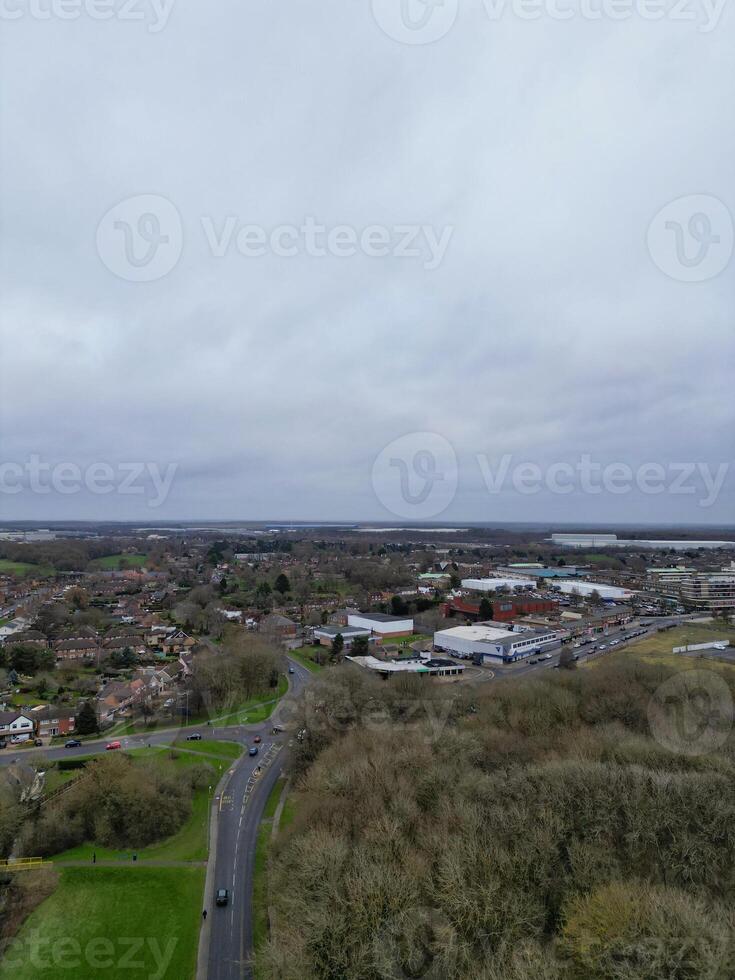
[469,613,703,682]
[0,657,313,980]
[204,658,311,980]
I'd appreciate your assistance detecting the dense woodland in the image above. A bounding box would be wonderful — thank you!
[262,660,735,979]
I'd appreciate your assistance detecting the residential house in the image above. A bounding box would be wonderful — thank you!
[54,638,101,663]
[161,630,195,655]
[96,678,147,722]
[1,629,48,649]
[0,710,36,741]
[102,634,146,657]
[31,705,76,738]
[259,614,298,640]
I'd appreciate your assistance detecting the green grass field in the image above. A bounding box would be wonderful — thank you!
[0,559,54,577]
[0,867,203,980]
[90,553,147,570]
[252,778,287,974]
[53,742,240,864]
[207,677,289,725]
[288,646,326,672]
[585,623,735,673]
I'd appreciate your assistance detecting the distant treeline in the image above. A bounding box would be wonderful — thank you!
[0,539,148,573]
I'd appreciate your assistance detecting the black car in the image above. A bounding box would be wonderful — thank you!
[65,739,81,748]
[215,888,229,906]
[186,733,202,741]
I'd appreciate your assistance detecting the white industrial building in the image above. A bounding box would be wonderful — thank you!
[550,533,735,551]
[313,624,372,647]
[433,623,562,664]
[347,653,465,679]
[347,613,414,636]
[552,580,633,600]
[461,577,536,592]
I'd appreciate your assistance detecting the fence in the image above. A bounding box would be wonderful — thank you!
[0,857,48,872]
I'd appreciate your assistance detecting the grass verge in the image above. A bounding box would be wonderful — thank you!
[52,742,240,863]
[0,866,203,980]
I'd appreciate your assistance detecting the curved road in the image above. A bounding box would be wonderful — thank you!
[0,656,314,980]
[202,658,311,979]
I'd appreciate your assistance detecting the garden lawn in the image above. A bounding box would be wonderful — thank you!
[0,866,203,980]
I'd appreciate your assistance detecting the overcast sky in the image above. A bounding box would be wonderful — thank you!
[1,1,733,524]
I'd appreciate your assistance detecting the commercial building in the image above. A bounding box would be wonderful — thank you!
[461,577,536,592]
[646,566,735,611]
[498,566,582,578]
[678,572,735,611]
[347,613,414,637]
[433,623,562,664]
[347,653,465,679]
[550,533,735,551]
[442,596,556,621]
[646,567,696,598]
[313,624,372,647]
[552,580,633,601]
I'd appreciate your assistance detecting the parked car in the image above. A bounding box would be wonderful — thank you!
[0,738,6,749]
[65,739,82,748]
[186,733,202,741]
[106,740,122,750]
[249,746,259,756]
[216,888,229,906]
[34,738,43,746]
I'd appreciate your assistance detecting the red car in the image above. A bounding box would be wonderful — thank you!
[106,741,122,751]
[253,736,262,744]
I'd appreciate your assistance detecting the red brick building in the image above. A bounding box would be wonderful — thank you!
[442,596,555,621]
